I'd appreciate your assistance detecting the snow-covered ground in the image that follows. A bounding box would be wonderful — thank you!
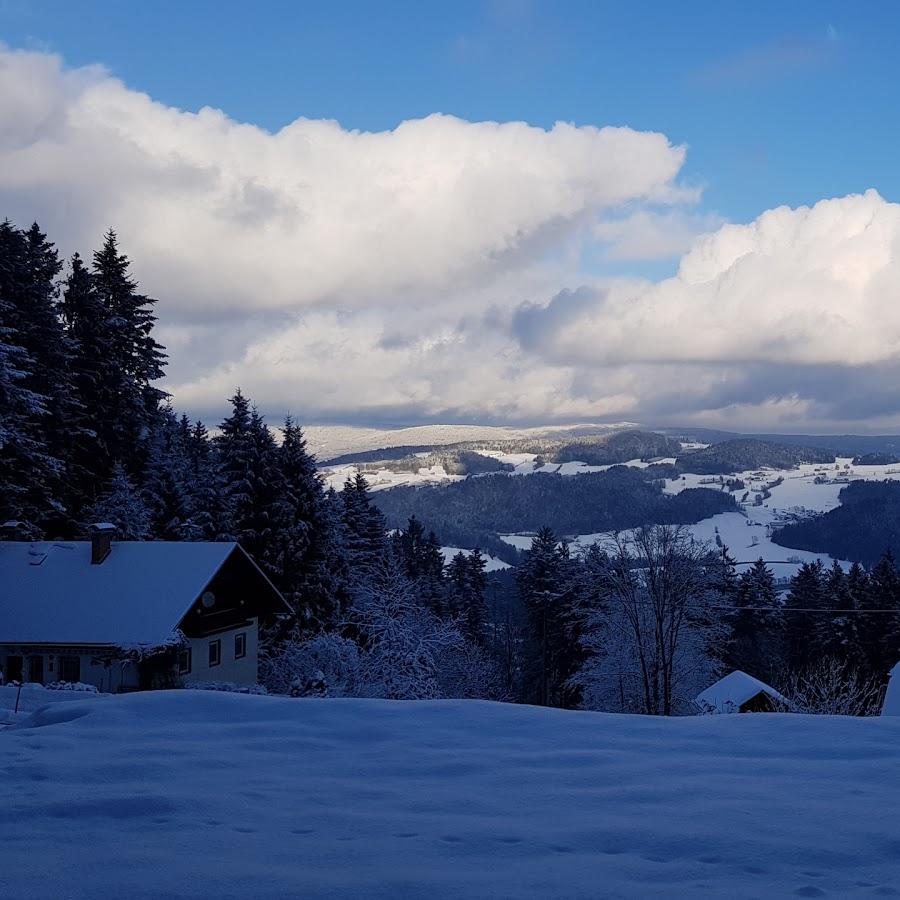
[3,690,899,898]
[0,682,106,726]
[321,454,679,492]
[321,462,466,493]
[477,450,678,477]
[665,458,900,574]
[440,547,510,571]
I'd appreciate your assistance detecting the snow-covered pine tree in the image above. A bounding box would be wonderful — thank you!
[340,473,387,575]
[83,461,151,539]
[444,549,488,643]
[0,221,67,536]
[813,560,863,670]
[142,407,193,539]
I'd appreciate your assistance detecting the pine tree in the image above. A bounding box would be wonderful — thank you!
[861,551,900,676]
[214,391,287,569]
[142,407,192,539]
[177,419,230,541]
[0,221,65,535]
[464,549,488,643]
[90,230,167,474]
[60,252,115,516]
[784,560,828,669]
[815,560,863,667]
[340,473,387,575]
[270,415,348,632]
[83,461,151,539]
[727,558,783,681]
[516,527,579,706]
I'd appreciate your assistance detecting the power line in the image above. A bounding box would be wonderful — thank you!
[704,604,900,615]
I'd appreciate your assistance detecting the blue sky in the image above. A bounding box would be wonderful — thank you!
[2,0,896,225]
[3,2,900,431]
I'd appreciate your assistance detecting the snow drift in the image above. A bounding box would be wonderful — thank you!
[2,691,899,898]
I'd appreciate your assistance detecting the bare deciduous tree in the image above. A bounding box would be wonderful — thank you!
[576,525,727,716]
[777,657,884,716]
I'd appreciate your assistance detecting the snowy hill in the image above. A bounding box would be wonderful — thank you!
[3,690,900,898]
[304,422,639,461]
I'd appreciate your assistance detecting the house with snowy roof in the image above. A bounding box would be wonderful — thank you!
[0,523,289,692]
[695,670,787,714]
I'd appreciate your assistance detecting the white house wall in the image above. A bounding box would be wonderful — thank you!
[0,646,140,692]
[183,619,259,686]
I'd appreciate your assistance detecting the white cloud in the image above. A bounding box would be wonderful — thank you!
[0,45,686,317]
[5,46,900,431]
[521,190,900,369]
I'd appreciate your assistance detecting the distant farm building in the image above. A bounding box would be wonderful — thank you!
[695,670,787,714]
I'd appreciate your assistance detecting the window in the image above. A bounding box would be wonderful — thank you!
[208,639,221,667]
[177,648,192,675]
[234,632,247,660]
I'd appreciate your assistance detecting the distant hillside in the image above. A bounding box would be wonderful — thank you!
[310,422,638,462]
[661,428,900,459]
[852,452,900,466]
[551,430,681,465]
[773,480,900,567]
[373,466,736,547]
[324,428,679,468]
[675,439,834,475]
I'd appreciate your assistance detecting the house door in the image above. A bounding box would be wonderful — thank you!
[28,656,44,684]
[6,655,23,682]
[58,656,80,683]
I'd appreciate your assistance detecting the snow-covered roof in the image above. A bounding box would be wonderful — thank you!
[695,670,787,713]
[0,541,243,647]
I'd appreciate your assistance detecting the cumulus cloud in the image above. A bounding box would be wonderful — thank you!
[0,45,687,317]
[512,190,900,428]
[516,191,900,369]
[4,46,900,431]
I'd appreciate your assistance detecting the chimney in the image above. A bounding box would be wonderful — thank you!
[89,523,116,564]
[1,520,25,541]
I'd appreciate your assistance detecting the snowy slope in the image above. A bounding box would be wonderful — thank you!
[305,422,639,460]
[3,691,900,898]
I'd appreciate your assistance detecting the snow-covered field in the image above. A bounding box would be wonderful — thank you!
[321,462,466,493]
[321,454,679,493]
[2,690,899,898]
[504,458,900,575]
[665,458,900,574]
[0,682,106,725]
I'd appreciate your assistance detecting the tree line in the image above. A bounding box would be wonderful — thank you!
[3,218,897,711]
[0,219,506,687]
